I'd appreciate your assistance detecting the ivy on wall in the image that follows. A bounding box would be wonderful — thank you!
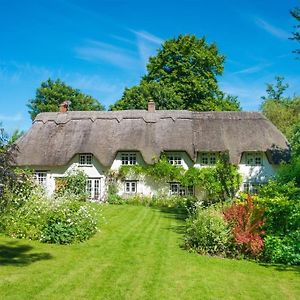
[111,154,241,203]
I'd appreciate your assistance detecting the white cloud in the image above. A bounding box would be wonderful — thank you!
[75,40,139,69]
[255,17,290,40]
[233,63,271,75]
[131,30,163,70]
[132,30,163,45]
[0,61,53,83]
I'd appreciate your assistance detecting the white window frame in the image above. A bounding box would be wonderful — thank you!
[200,152,217,165]
[121,153,137,165]
[245,153,263,166]
[34,171,47,187]
[242,182,259,194]
[79,153,93,166]
[124,180,137,194]
[169,182,194,196]
[167,154,182,166]
[86,178,101,200]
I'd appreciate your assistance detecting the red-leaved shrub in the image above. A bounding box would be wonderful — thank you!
[223,195,265,257]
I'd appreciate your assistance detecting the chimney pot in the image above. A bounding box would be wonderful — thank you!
[59,101,70,113]
[148,100,156,112]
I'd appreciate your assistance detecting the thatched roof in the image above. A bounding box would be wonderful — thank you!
[13,110,289,167]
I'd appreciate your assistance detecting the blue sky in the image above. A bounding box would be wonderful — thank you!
[0,0,299,133]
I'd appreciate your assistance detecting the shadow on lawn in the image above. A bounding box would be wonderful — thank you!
[154,206,187,235]
[0,241,52,266]
[259,263,300,275]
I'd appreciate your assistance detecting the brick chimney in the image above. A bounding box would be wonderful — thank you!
[148,100,156,112]
[59,101,70,113]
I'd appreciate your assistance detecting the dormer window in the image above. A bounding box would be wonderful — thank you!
[167,154,182,166]
[245,153,263,166]
[121,153,137,165]
[200,153,216,165]
[79,154,93,166]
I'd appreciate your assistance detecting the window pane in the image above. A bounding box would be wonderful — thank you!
[86,180,92,197]
[86,154,92,165]
[131,182,136,192]
[94,179,100,199]
[79,155,86,165]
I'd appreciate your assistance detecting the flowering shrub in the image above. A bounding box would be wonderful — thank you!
[184,205,232,256]
[223,195,265,257]
[40,197,98,244]
[1,189,99,244]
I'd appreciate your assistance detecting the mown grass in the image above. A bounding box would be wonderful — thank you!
[0,204,299,300]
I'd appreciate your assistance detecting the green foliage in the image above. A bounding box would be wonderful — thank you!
[290,7,300,56]
[147,157,184,182]
[261,76,289,102]
[260,76,300,140]
[27,78,105,120]
[117,155,240,204]
[215,154,242,201]
[110,34,240,112]
[55,169,88,201]
[263,233,300,265]
[106,182,124,204]
[257,179,300,265]
[184,205,232,256]
[40,198,98,244]
[110,81,183,110]
[290,123,300,156]
[111,194,197,212]
[1,188,99,244]
[8,129,24,145]
[258,181,300,236]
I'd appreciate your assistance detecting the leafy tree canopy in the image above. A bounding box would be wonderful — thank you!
[290,7,300,56]
[28,79,104,120]
[110,34,240,111]
[261,76,300,140]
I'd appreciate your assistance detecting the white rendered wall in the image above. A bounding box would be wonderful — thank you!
[238,152,276,183]
[37,151,277,200]
[37,154,107,200]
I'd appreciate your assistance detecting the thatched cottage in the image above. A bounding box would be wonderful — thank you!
[14,102,289,201]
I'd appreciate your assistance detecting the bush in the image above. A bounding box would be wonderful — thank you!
[223,195,265,257]
[1,189,99,244]
[184,205,232,256]
[55,169,88,201]
[263,233,300,265]
[107,193,198,213]
[40,197,98,244]
[257,180,300,265]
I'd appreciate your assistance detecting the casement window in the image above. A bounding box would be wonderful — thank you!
[167,155,182,166]
[245,153,263,166]
[121,153,137,165]
[34,171,47,187]
[79,153,93,166]
[86,178,101,200]
[200,153,217,165]
[124,180,137,194]
[243,182,259,194]
[169,182,194,196]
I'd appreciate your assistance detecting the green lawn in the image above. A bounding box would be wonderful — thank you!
[0,205,299,300]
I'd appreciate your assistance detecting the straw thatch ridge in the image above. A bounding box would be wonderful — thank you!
[13,110,289,168]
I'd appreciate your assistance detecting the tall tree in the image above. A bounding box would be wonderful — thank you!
[261,76,300,139]
[28,79,105,120]
[290,7,300,56]
[110,35,240,111]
